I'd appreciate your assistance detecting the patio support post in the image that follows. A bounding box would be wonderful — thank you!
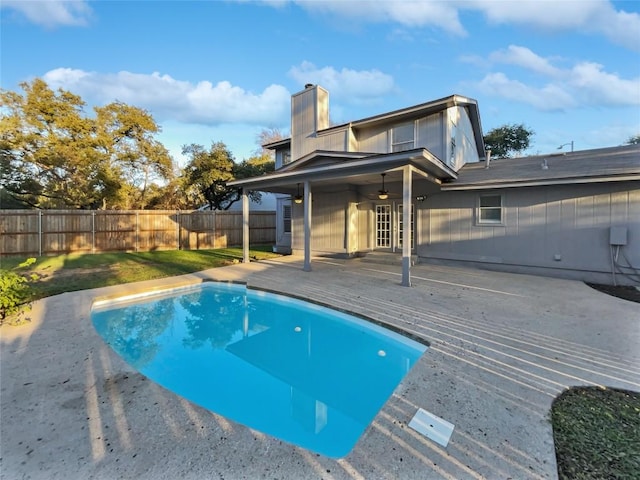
[242,187,250,263]
[303,180,312,272]
[402,165,412,287]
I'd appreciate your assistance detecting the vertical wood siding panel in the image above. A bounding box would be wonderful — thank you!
[626,188,640,266]
[417,113,445,160]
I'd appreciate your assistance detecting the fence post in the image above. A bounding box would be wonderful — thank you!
[92,211,96,254]
[38,210,42,257]
[135,211,139,252]
[176,210,180,250]
[212,210,216,249]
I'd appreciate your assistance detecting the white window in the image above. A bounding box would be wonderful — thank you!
[478,194,503,224]
[283,205,291,234]
[391,123,415,152]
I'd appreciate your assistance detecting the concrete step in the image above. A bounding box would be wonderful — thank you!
[357,252,419,266]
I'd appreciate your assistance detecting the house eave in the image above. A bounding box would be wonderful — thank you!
[263,138,291,150]
[276,150,373,173]
[228,148,456,191]
[442,174,640,191]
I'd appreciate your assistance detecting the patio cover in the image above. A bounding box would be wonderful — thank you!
[228,148,458,286]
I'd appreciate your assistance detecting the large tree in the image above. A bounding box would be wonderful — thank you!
[181,142,274,210]
[1,79,109,208]
[0,79,174,209]
[95,102,174,209]
[483,123,534,159]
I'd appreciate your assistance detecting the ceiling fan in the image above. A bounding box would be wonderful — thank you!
[363,173,403,200]
[378,173,389,199]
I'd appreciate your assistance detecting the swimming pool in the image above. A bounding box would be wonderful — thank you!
[91,282,427,458]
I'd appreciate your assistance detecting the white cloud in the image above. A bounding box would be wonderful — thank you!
[472,0,640,51]
[568,62,640,106]
[1,0,92,27]
[478,72,577,111]
[288,61,395,103]
[488,46,562,78]
[254,0,466,35]
[475,46,640,110]
[249,0,640,51]
[42,68,292,126]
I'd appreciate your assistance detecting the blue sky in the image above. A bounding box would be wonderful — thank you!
[2,0,639,165]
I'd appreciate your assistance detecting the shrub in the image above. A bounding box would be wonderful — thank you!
[0,258,38,324]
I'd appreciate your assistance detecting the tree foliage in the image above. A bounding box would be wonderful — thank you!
[483,123,534,159]
[625,134,640,145]
[95,101,174,209]
[254,127,285,156]
[181,142,274,210]
[0,79,175,209]
[0,258,38,324]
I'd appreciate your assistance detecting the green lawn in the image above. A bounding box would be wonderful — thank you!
[1,246,281,302]
[551,386,640,479]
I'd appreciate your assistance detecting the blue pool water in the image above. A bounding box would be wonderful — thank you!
[91,282,426,458]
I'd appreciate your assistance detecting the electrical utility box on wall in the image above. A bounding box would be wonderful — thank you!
[609,226,628,246]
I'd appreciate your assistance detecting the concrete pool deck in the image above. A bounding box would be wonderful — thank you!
[1,256,639,479]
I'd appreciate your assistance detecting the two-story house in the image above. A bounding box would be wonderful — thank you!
[229,84,640,286]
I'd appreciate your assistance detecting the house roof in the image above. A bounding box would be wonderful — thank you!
[276,150,373,173]
[442,144,640,191]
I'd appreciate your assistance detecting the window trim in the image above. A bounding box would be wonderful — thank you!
[391,122,415,153]
[476,193,504,226]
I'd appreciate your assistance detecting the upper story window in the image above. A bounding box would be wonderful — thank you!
[477,194,503,225]
[391,123,415,152]
[275,149,291,169]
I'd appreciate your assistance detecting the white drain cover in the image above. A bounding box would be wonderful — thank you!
[408,408,454,447]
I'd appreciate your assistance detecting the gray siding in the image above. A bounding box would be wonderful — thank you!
[292,189,349,253]
[291,86,330,161]
[417,113,445,160]
[355,125,389,153]
[355,112,447,157]
[446,106,480,171]
[315,128,350,152]
[418,182,640,282]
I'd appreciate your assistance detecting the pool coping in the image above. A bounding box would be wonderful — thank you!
[93,278,430,348]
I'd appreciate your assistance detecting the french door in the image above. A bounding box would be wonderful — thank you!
[376,205,391,248]
[375,203,414,250]
[397,204,414,249]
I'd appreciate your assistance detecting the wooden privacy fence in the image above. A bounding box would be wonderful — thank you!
[0,210,276,257]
